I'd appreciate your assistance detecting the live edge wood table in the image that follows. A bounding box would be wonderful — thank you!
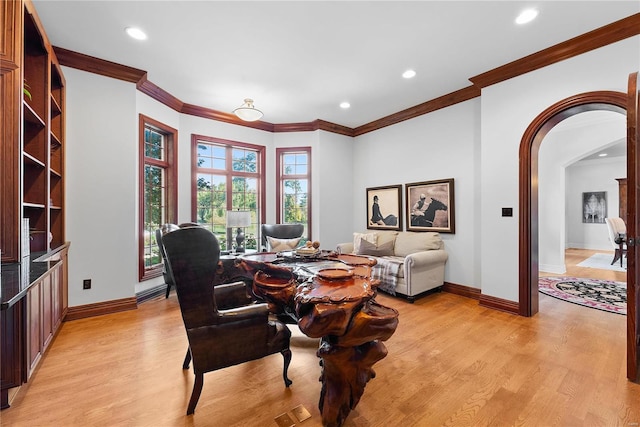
[222,251,399,427]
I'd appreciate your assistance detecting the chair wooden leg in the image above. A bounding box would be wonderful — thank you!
[281,348,292,387]
[186,373,204,415]
[612,249,621,265]
[183,348,191,369]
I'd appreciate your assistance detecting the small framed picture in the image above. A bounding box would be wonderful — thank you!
[582,191,607,223]
[406,178,455,233]
[366,185,402,231]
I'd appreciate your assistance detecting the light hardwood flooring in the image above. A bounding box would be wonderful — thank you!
[2,249,638,427]
[539,248,627,283]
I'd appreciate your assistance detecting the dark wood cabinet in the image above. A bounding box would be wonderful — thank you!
[1,246,69,409]
[616,178,627,225]
[1,0,65,263]
[1,0,68,410]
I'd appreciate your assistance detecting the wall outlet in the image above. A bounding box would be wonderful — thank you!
[83,279,91,290]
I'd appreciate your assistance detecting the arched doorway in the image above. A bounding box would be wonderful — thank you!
[519,90,627,317]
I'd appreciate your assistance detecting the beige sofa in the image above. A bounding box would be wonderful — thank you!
[336,230,448,302]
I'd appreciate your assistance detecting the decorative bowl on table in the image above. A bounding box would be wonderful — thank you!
[316,268,354,280]
[295,247,319,256]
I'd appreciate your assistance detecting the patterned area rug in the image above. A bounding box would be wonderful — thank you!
[539,276,627,315]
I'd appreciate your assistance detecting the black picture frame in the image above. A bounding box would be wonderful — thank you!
[582,191,607,223]
[366,185,403,231]
[406,178,455,233]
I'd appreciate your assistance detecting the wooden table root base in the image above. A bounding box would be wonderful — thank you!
[317,340,389,427]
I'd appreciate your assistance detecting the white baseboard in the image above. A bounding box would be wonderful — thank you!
[539,263,566,274]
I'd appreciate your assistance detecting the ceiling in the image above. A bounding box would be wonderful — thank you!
[32,1,639,128]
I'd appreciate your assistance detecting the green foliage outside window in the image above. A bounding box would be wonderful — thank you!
[196,143,261,251]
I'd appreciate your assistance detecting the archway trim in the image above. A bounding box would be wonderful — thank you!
[519,91,626,316]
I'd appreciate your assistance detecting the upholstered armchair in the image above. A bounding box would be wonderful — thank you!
[160,226,292,415]
[260,223,305,252]
[605,217,626,266]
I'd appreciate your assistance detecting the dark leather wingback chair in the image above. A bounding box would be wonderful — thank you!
[161,226,292,415]
[156,223,180,298]
[261,223,305,251]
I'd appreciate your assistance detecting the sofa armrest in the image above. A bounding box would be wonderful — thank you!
[336,242,354,254]
[404,250,448,269]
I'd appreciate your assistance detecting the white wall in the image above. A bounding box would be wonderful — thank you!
[352,100,481,289]
[538,114,626,274]
[480,37,638,301]
[315,131,354,249]
[565,156,626,251]
[64,67,138,305]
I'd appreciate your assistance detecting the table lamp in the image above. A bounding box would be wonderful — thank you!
[226,210,252,252]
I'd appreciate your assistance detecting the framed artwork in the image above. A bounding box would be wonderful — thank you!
[406,178,455,233]
[366,185,402,231]
[582,191,607,223]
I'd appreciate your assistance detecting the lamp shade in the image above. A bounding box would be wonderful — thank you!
[233,98,263,122]
[226,210,252,228]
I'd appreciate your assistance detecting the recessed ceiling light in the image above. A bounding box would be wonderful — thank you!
[340,102,350,109]
[599,153,608,157]
[402,69,416,79]
[515,8,538,25]
[125,27,147,40]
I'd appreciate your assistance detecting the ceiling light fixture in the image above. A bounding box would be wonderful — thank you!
[402,69,416,79]
[340,102,351,109]
[515,9,538,25]
[125,27,147,40]
[599,153,608,157]
[233,98,263,122]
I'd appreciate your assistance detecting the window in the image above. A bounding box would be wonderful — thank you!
[139,115,177,281]
[277,147,311,240]
[192,135,265,252]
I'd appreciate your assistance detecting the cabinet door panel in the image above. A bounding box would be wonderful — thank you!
[27,282,42,377]
[42,275,53,350]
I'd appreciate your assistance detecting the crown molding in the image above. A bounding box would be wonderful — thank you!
[53,46,146,83]
[181,103,275,132]
[354,86,481,136]
[137,77,184,111]
[470,13,640,89]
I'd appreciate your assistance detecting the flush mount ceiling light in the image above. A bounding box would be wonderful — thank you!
[340,101,351,109]
[125,27,147,40]
[402,69,416,79]
[515,8,538,25]
[233,98,263,122]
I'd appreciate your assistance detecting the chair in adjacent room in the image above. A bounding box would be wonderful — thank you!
[161,226,292,415]
[605,217,627,266]
[156,223,180,298]
[260,223,305,252]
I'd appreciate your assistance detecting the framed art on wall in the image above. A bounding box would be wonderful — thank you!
[406,178,455,233]
[366,185,402,231]
[582,191,607,223]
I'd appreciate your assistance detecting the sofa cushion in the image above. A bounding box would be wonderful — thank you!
[356,239,395,257]
[267,236,301,251]
[394,232,442,257]
[375,230,399,247]
[353,232,378,253]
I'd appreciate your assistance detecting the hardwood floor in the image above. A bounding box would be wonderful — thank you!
[540,248,627,282]
[2,249,638,426]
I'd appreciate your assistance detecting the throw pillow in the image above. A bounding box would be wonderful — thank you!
[394,232,441,257]
[356,239,395,257]
[353,232,377,253]
[267,236,301,252]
